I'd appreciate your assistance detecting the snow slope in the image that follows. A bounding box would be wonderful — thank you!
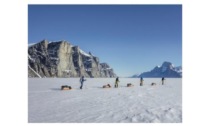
[28,78,182,123]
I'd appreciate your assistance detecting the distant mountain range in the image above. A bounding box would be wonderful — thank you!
[28,40,117,78]
[132,61,182,78]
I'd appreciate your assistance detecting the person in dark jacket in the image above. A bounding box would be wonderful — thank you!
[161,77,165,85]
[140,77,144,86]
[115,77,120,88]
[80,76,86,89]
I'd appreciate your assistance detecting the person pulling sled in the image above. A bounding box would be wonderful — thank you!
[161,77,165,85]
[140,77,144,86]
[115,77,120,88]
[80,76,86,89]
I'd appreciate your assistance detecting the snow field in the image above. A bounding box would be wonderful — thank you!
[28,78,182,123]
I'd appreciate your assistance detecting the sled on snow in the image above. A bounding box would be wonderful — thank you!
[151,83,157,86]
[61,85,72,90]
[103,84,111,88]
[127,83,134,87]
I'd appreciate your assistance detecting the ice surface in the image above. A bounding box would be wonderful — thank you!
[28,78,182,123]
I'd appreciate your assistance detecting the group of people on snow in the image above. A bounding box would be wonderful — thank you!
[139,77,165,86]
[79,76,166,89]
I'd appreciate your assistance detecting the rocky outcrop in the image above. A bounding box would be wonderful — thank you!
[100,63,116,77]
[28,40,117,78]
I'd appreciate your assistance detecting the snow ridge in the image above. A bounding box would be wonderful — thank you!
[79,49,91,57]
[28,65,42,78]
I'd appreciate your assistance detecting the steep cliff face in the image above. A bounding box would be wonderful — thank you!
[100,63,116,77]
[28,40,117,78]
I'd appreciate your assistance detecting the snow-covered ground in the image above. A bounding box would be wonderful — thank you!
[28,78,182,123]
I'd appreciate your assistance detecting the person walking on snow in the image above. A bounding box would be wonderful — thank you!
[115,77,120,88]
[80,76,86,89]
[161,77,165,85]
[140,77,144,86]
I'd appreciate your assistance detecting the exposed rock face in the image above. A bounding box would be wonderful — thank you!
[28,40,117,78]
[132,61,182,78]
[100,63,116,77]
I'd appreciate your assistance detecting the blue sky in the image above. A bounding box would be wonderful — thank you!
[28,5,182,77]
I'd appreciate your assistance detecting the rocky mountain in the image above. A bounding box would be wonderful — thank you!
[132,61,182,78]
[28,40,117,78]
[174,66,182,77]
